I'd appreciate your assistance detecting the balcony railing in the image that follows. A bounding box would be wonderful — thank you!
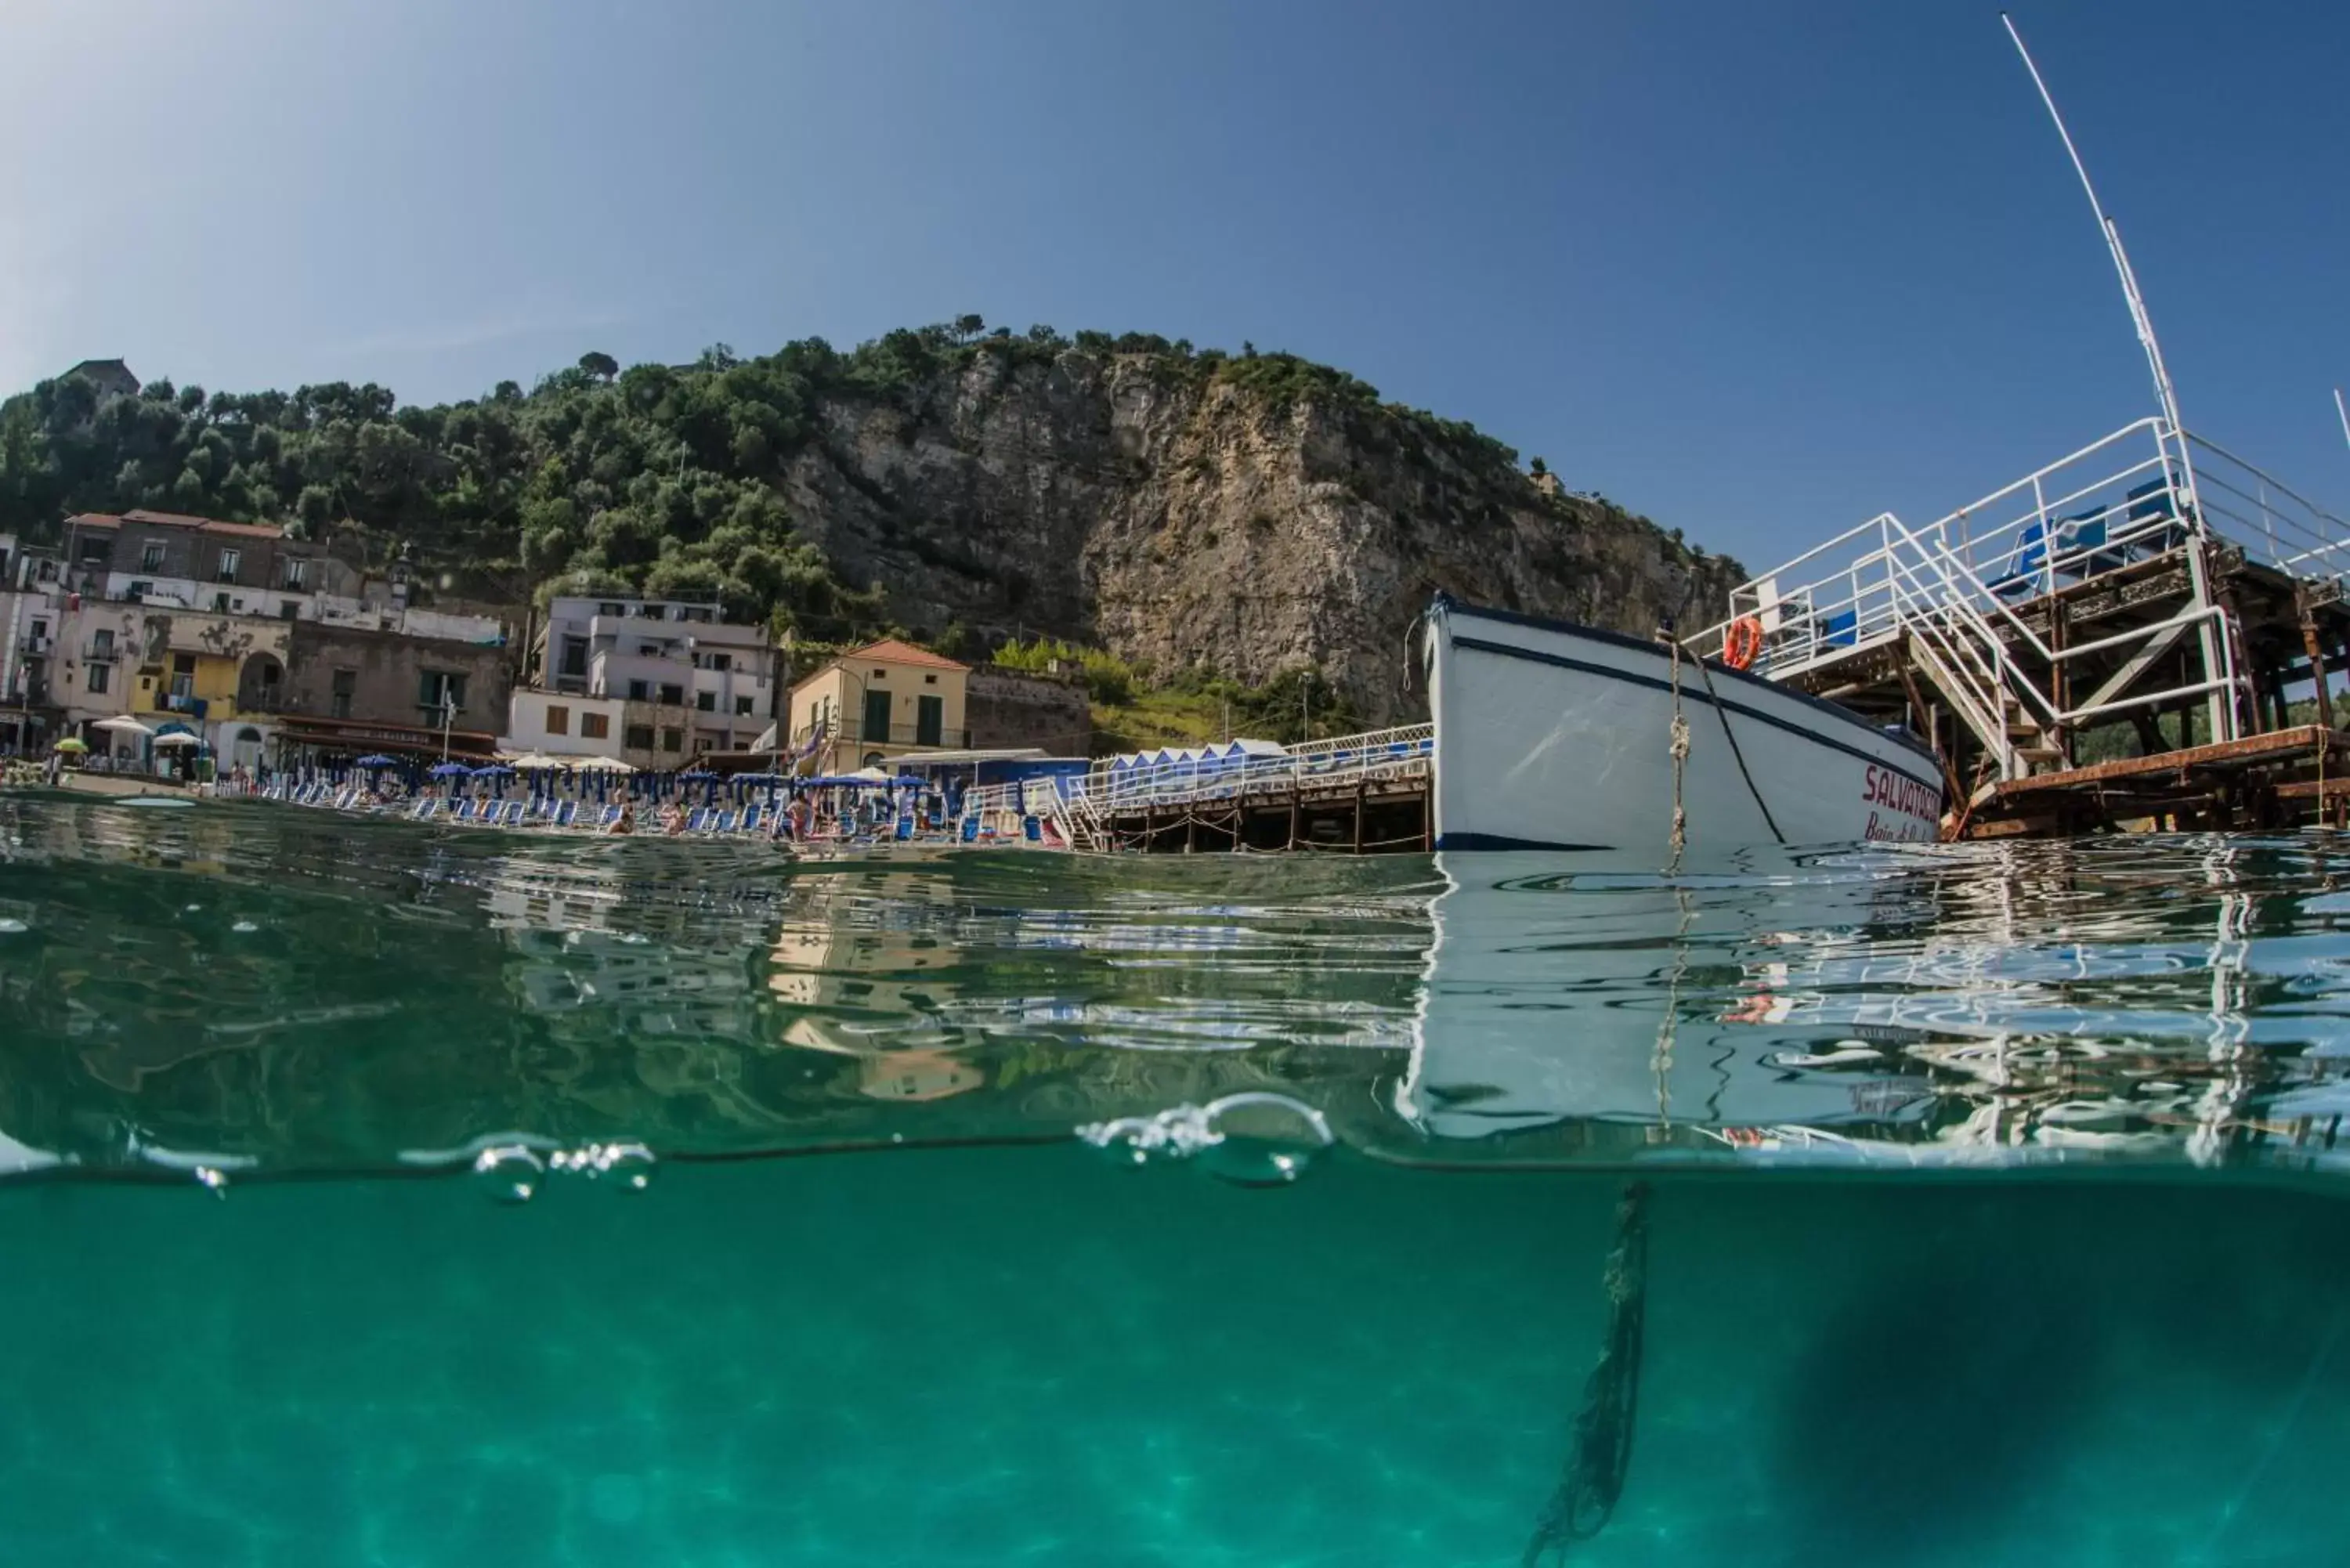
[17,635,52,656]
[83,639,120,661]
[792,721,967,750]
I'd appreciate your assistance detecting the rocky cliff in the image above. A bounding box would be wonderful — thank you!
[2,328,1741,727]
[779,347,1741,725]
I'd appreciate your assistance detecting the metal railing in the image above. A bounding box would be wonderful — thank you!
[792,721,967,750]
[1680,417,2342,777]
[953,724,1437,837]
[1083,724,1434,813]
[2182,432,2350,580]
[1689,420,2206,681]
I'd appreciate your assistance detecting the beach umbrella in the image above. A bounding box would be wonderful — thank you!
[151,733,199,750]
[428,761,471,779]
[52,737,89,753]
[93,716,154,737]
[355,753,397,768]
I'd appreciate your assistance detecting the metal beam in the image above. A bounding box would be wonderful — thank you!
[2073,619,2192,717]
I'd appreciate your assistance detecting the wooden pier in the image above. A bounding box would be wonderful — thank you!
[1094,774,1432,854]
[1691,418,2350,839]
[973,726,1435,855]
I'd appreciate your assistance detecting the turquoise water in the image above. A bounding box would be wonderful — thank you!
[7,795,2350,1564]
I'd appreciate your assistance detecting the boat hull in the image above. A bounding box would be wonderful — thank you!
[1426,600,1943,853]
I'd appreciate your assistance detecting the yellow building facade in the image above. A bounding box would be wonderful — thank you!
[786,638,971,775]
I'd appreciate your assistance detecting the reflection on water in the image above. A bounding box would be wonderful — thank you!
[5,796,2350,1178]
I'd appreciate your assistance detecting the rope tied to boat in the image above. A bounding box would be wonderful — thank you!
[1521,1180,1652,1568]
[1688,641,1788,847]
[1666,638,1691,871]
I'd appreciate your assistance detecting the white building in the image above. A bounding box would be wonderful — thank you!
[0,538,65,754]
[504,688,630,761]
[526,594,779,757]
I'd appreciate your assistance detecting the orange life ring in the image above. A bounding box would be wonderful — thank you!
[1722,616,1764,670]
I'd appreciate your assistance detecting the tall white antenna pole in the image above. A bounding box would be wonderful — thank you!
[2001,12,2190,449]
[2335,388,2350,454]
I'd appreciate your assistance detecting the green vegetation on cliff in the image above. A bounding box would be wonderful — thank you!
[0,320,1559,634]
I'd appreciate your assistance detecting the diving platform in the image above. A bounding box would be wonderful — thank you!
[1686,418,2350,837]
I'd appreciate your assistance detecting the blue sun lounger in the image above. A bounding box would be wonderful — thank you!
[1991,519,2051,599]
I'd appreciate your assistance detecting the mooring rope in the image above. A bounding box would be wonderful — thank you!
[1653,887,1695,1128]
[1666,640,1691,873]
[1688,649,1787,846]
[1521,1180,1651,1568]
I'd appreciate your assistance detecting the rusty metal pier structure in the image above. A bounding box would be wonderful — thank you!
[1684,418,2350,837]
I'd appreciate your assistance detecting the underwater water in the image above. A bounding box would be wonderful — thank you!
[6,793,2350,1566]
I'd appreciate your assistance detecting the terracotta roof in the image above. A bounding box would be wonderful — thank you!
[841,638,969,672]
[120,508,284,539]
[66,513,124,529]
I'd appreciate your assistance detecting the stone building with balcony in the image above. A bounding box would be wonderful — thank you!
[47,605,295,771]
[268,620,519,765]
[59,511,499,641]
[63,510,314,620]
[786,639,971,775]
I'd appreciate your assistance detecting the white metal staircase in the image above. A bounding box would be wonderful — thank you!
[1879,515,2069,782]
[1058,786,1106,852]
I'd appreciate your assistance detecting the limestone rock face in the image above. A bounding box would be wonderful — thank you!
[779,351,1741,724]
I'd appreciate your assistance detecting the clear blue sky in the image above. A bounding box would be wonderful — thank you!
[4,0,2344,569]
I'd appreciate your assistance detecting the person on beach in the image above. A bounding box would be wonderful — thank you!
[609,801,635,835]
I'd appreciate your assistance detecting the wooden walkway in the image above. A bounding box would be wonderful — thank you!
[1968,724,2350,835]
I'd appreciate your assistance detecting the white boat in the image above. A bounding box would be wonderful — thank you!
[1423,596,1944,853]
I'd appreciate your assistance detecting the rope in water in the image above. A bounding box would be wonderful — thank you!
[1521,1180,1651,1568]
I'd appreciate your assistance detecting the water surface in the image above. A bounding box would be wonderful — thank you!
[5,796,2350,1564]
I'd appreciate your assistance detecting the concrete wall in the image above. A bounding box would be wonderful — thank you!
[964,667,1093,754]
[283,621,518,734]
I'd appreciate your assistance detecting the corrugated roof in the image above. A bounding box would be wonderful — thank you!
[841,638,969,672]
